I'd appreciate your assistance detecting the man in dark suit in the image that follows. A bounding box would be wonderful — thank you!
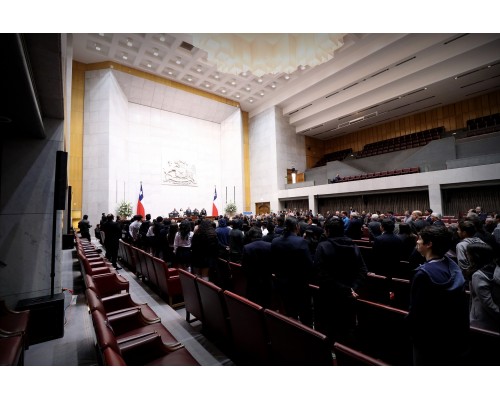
[100,213,122,270]
[372,218,404,278]
[271,217,315,326]
[345,212,363,240]
[241,226,273,308]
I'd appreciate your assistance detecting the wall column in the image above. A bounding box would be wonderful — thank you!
[308,194,318,215]
[428,184,443,215]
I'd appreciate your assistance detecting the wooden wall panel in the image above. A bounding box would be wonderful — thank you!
[320,89,500,155]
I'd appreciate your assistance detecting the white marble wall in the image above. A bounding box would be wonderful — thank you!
[82,69,244,224]
[220,109,244,213]
[0,119,65,306]
[248,106,308,214]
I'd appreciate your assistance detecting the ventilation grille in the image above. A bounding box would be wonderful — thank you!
[179,41,194,51]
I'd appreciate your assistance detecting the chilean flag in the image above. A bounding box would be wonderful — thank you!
[212,186,218,217]
[137,183,145,217]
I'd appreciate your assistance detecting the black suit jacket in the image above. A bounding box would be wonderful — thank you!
[372,232,404,277]
[271,233,314,286]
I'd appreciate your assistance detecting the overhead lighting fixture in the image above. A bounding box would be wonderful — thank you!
[221,88,227,93]
[284,75,290,80]
[176,57,182,65]
[257,78,263,83]
[249,98,254,103]
[242,72,247,76]
[98,33,105,37]
[260,92,264,96]
[214,74,220,79]
[153,48,159,57]
[245,86,251,91]
[299,65,306,70]
[159,34,166,42]
[271,82,277,88]
[205,83,210,88]
[95,43,101,51]
[147,61,152,68]
[235,93,240,98]
[122,53,128,60]
[231,80,236,85]
[167,70,173,75]
[187,76,193,82]
[196,66,202,72]
[192,33,345,77]
[126,38,133,47]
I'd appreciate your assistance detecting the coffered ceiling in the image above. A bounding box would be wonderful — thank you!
[72,33,500,140]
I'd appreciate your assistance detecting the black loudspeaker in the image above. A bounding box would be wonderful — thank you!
[54,151,68,210]
[16,293,65,344]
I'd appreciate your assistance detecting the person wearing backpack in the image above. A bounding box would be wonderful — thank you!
[314,217,368,344]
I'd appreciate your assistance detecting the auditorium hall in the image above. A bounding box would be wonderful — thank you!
[2,7,499,398]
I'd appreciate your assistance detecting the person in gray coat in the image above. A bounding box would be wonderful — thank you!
[466,242,500,332]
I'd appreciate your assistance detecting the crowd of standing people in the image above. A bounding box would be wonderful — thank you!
[79,204,500,365]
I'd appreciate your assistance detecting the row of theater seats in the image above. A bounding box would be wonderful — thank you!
[216,255,499,365]
[313,148,353,168]
[466,113,500,137]
[332,167,420,183]
[76,235,199,366]
[86,274,199,366]
[356,127,443,159]
[178,268,387,366]
[118,240,183,308]
[0,300,30,366]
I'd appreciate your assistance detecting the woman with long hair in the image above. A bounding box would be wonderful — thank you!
[173,219,193,271]
[191,219,219,281]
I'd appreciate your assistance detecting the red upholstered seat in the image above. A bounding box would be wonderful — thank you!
[223,290,269,365]
[264,309,333,366]
[151,257,183,308]
[0,333,24,366]
[196,278,232,351]
[178,269,203,323]
[333,342,389,366]
[85,272,129,298]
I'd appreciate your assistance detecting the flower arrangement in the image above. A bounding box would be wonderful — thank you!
[116,200,133,218]
[224,202,237,214]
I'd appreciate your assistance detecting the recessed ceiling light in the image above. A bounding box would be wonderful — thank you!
[147,62,152,68]
[168,70,173,75]
[205,83,210,88]
[159,34,166,42]
[122,54,128,60]
[231,81,236,85]
[214,74,220,79]
[260,92,264,96]
[221,89,226,93]
[235,93,240,98]
[271,82,277,88]
[249,98,254,103]
[98,33,105,37]
[176,58,182,65]
[299,65,306,70]
[95,44,101,51]
[126,38,133,47]
[196,66,202,72]
[187,76,192,82]
[153,48,159,57]
[257,78,263,83]
[245,87,251,91]
[284,75,290,80]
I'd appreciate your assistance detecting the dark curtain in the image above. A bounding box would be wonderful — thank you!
[318,191,429,217]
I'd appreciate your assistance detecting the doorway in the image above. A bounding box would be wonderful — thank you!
[255,202,270,215]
